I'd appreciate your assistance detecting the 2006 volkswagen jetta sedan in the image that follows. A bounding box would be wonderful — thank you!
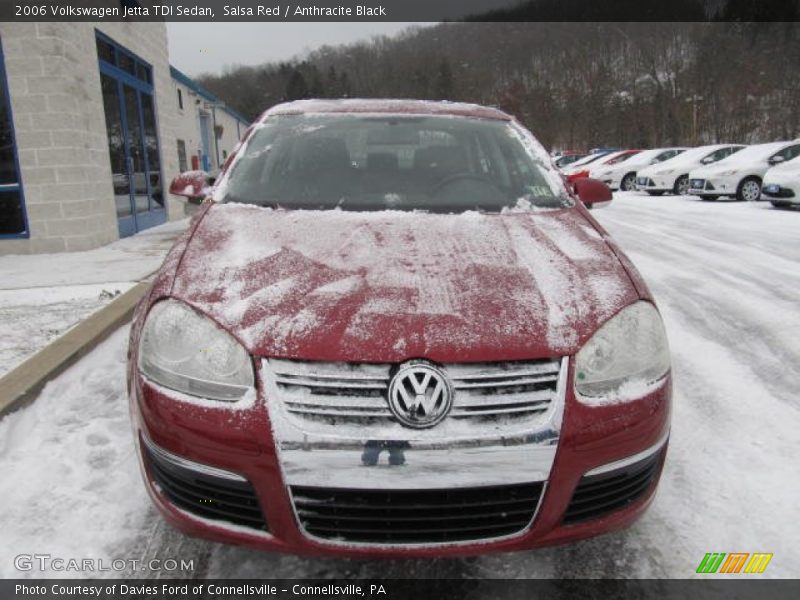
[128,99,671,557]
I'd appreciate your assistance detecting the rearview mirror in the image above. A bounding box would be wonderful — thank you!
[573,178,613,209]
[169,170,213,203]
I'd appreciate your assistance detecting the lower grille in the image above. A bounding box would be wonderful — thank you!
[143,439,267,531]
[563,448,664,525]
[291,483,544,544]
[763,186,795,198]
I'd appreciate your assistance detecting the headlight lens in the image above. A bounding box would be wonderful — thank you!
[575,302,670,399]
[138,300,254,401]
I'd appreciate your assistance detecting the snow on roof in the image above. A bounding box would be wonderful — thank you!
[263,99,513,121]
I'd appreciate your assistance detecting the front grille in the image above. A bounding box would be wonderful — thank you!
[562,448,664,525]
[143,439,268,531]
[291,483,544,544]
[268,358,561,424]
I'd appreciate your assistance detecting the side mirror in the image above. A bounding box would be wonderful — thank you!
[701,156,715,164]
[768,155,785,166]
[169,170,213,203]
[573,177,613,209]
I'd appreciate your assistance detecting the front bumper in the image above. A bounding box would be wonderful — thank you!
[688,176,737,196]
[761,180,797,201]
[635,174,676,193]
[129,357,671,557]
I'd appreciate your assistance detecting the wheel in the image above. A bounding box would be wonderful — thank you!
[674,175,690,195]
[647,191,665,196]
[737,177,762,202]
[620,173,637,192]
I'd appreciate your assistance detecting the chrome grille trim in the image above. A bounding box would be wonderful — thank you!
[267,358,562,423]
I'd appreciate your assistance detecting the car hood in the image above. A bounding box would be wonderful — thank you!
[169,203,639,363]
[691,163,749,178]
[767,159,800,175]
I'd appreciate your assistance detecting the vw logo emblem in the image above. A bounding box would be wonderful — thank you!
[387,361,453,428]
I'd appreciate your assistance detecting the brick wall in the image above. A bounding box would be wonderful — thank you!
[0,22,182,254]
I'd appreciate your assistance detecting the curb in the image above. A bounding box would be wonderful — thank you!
[0,281,150,418]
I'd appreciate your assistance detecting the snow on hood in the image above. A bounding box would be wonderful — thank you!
[169,204,638,362]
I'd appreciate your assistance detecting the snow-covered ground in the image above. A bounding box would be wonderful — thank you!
[0,219,188,377]
[0,193,797,580]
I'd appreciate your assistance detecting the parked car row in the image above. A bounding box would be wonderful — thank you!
[555,140,800,207]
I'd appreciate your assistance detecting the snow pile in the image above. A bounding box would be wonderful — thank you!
[0,328,149,578]
[0,283,133,376]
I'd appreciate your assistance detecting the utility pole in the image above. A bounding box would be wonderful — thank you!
[686,95,703,145]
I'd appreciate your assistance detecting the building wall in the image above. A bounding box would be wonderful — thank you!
[173,78,202,171]
[214,108,245,166]
[171,75,247,174]
[0,22,182,255]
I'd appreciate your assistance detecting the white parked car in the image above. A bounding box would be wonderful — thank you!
[590,147,687,191]
[558,151,611,175]
[636,144,744,196]
[761,154,800,208]
[688,141,800,201]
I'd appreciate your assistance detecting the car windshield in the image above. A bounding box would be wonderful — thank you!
[220,114,571,212]
[719,143,787,164]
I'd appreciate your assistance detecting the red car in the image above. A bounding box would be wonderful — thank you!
[129,99,671,557]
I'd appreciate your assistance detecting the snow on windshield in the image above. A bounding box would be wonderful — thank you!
[718,142,789,164]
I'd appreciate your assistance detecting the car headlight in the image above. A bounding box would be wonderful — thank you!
[138,300,254,401]
[574,302,670,399]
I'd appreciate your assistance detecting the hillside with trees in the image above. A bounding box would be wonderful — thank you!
[197,22,800,150]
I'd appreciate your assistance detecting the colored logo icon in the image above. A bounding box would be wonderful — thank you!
[696,553,773,574]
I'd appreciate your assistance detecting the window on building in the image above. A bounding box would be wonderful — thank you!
[222,149,228,160]
[96,33,152,84]
[177,88,183,110]
[0,36,28,237]
[96,37,116,65]
[177,139,188,173]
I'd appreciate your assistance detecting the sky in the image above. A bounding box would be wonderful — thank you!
[167,23,431,76]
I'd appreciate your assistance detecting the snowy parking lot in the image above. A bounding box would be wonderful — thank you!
[0,192,798,580]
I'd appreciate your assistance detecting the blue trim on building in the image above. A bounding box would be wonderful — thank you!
[0,34,31,240]
[169,65,250,126]
[97,31,165,238]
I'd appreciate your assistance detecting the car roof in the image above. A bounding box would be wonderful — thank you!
[262,98,513,121]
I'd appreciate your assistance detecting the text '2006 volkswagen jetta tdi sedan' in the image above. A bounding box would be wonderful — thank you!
[128,99,672,557]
